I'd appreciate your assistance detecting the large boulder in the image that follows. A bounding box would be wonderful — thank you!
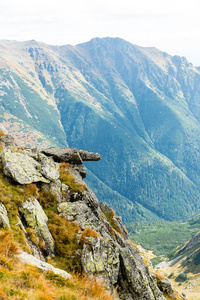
[1,148,50,184]
[1,148,60,184]
[37,153,60,182]
[58,196,165,299]
[42,147,82,164]
[18,198,55,256]
[19,251,71,279]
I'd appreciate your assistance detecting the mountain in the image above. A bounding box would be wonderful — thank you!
[0,133,184,300]
[1,38,200,223]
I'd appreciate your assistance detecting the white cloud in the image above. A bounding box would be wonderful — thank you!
[0,0,200,65]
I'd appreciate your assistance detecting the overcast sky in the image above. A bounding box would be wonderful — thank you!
[0,0,200,65]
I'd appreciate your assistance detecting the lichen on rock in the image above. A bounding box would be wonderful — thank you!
[18,198,55,256]
[1,148,50,184]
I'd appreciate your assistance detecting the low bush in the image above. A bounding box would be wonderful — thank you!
[175,273,188,282]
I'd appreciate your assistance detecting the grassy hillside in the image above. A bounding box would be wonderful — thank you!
[127,214,200,264]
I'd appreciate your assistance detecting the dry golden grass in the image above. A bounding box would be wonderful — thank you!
[0,130,8,137]
[0,230,20,258]
[0,229,114,299]
[153,271,166,280]
[59,163,86,194]
[153,257,200,300]
[80,228,100,245]
[128,240,140,250]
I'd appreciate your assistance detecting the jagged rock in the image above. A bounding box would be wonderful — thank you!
[18,198,55,256]
[82,188,99,209]
[81,237,120,288]
[100,202,113,214]
[70,164,86,179]
[19,251,71,279]
[1,148,50,184]
[37,153,60,181]
[59,189,166,299]
[78,150,101,161]
[20,147,38,159]
[0,203,10,228]
[15,216,45,261]
[42,147,83,164]
[118,244,165,300]
[100,202,128,240]
[41,179,63,202]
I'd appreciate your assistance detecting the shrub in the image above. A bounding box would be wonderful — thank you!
[175,273,188,282]
[168,272,174,279]
[47,212,81,272]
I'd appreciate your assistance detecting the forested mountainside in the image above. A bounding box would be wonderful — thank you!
[1,37,200,223]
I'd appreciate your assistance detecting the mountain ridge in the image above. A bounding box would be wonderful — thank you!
[1,37,200,223]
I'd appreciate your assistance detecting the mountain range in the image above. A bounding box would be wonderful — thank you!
[1,37,200,224]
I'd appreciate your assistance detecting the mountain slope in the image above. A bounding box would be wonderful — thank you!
[1,38,200,223]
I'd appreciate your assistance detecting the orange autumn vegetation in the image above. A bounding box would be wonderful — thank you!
[80,228,100,245]
[0,229,114,300]
[59,163,86,194]
[0,130,8,137]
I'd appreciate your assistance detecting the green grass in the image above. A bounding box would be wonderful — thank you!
[127,215,200,262]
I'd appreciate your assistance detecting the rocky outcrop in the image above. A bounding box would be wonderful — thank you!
[18,198,55,256]
[156,277,177,300]
[42,147,83,164]
[78,150,101,161]
[0,139,180,299]
[59,187,165,299]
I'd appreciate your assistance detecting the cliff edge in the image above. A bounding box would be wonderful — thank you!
[0,133,185,300]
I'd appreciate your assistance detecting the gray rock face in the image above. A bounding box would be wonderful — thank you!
[0,203,10,228]
[41,179,64,202]
[18,198,55,256]
[0,139,176,299]
[58,189,165,299]
[78,150,101,161]
[70,164,86,179]
[100,202,128,240]
[19,251,71,279]
[37,153,60,181]
[81,237,120,287]
[42,147,83,164]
